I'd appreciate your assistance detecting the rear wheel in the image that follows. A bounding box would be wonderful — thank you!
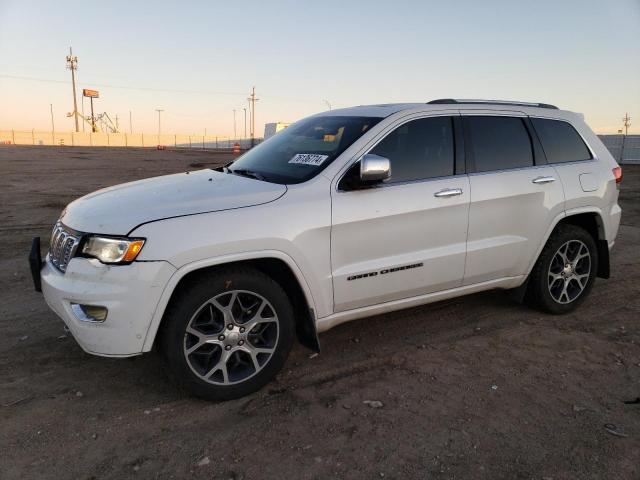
[159,267,295,400]
[528,224,598,314]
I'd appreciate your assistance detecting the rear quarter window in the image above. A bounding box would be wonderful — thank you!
[531,118,592,164]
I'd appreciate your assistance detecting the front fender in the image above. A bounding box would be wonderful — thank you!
[140,250,318,352]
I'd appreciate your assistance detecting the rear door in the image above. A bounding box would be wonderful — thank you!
[462,114,565,285]
[330,115,469,312]
[529,117,600,212]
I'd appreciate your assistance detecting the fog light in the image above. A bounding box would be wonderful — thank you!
[71,303,108,323]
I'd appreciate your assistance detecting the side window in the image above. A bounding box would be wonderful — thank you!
[370,116,454,183]
[531,118,592,163]
[466,116,533,172]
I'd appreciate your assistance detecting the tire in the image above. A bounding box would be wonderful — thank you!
[158,267,295,401]
[528,224,598,314]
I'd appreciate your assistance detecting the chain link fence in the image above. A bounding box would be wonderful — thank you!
[0,130,262,150]
[599,135,640,165]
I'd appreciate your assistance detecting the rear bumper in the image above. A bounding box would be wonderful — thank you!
[41,255,176,357]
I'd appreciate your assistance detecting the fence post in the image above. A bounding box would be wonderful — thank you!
[71,132,74,147]
[11,129,15,144]
[215,136,218,149]
[107,133,110,146]
[189,136,192,149]
[174,134,177,147]
[142,133,144,147]
[125,133,128,147]
[32,129,35,145]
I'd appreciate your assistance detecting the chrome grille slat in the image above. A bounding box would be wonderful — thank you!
[49,222,80,273]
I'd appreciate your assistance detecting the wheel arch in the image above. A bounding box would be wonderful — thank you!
[142,251,320,354]
[513,208,610,302]
[530,208,609,279]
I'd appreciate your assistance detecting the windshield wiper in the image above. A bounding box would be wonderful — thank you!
[229,168,266,181]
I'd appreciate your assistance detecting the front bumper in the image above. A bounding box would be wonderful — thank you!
[36,243,176,357]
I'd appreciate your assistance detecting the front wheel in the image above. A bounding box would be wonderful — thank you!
[158,267,295,400]
[528,224,598,314]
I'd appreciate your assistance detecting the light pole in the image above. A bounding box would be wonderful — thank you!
[155,109,164,143]
[243,108,247,138]
[233,109,237,139]
[50,103,55,144]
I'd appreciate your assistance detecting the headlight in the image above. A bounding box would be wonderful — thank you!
[82,236,145,264]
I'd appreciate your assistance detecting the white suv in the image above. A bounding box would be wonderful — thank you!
[30,99,622,400]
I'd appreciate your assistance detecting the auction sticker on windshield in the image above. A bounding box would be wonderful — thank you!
[288,153,329,166]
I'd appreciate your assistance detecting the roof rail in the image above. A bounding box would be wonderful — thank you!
[427,99,559,110]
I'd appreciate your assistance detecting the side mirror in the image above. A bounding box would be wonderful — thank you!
[360,154,391,182]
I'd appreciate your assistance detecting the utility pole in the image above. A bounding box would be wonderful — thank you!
[323,99,332,111]
[243,108,247,138]
[129,110,133,134]
[50,103,55,144]
[155,109,164,142]
[233,109,237,139]
[623,113,631,136]
[66,47,80,132]
[247,87,259,146]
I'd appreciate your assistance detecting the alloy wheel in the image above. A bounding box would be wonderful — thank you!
[547,240,591,304]
[183,290,279,385]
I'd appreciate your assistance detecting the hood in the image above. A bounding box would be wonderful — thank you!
[61,169,287,235]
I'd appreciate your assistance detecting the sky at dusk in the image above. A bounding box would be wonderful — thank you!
[0,0,639,136]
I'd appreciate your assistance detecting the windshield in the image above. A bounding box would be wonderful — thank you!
[229,115,382,184]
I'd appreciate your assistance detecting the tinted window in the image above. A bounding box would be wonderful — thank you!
[531,118,592,163]
[370,116,454,183]
[466,116,533,172]
[230,116,381,184]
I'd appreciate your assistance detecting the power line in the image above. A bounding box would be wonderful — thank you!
[0,74,246,96]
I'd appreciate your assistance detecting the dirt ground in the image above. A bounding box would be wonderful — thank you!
[0,145,639,480]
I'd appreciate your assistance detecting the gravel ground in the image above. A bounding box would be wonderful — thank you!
[0,145,639,480]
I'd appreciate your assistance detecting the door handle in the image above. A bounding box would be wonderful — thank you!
[434,188,463,198]
[532,176,556,184]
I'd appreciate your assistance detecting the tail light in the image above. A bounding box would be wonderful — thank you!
[613,166,622,186]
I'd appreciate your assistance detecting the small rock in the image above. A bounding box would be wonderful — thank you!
[75,391,83,398]
[573,405,586,412]
[363,400,384,409]
[491,385,498,391]
[92,433,98,439]
[342,404,351,410]
[197,456,210,467]
[474,327,482,332]
[353,338,360,343]
[308,352,319,359]
[57,335,67,340]
[19,335,28,341]
[143,410,151,415]
[314,456,322,464]
[133,465,140,472]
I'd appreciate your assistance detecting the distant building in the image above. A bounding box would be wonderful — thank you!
[264,122,291,140]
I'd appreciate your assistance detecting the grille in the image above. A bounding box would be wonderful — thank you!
[49,222,81,272]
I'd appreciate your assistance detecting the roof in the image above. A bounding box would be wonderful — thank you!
[317,99,569,118]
